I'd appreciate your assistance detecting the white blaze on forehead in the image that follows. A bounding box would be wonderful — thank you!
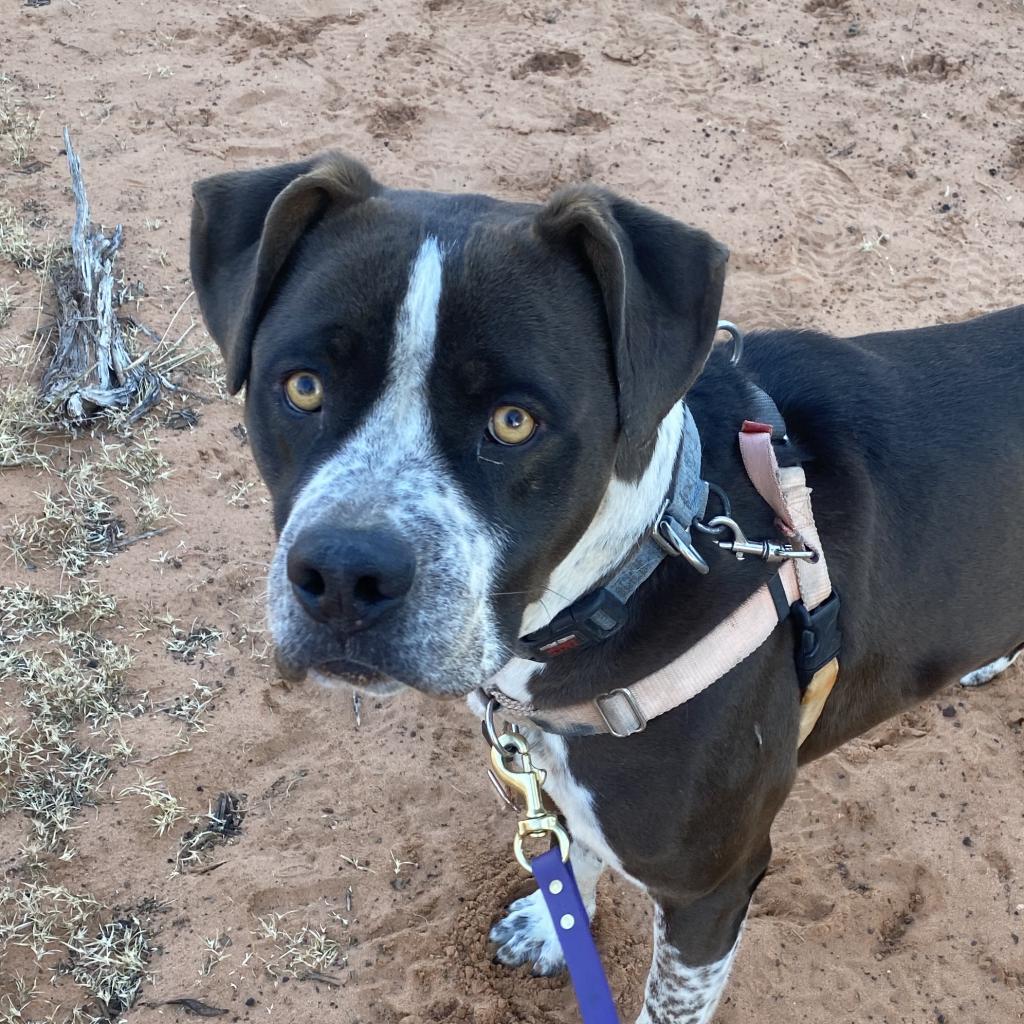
[279,233,447,532]
[390,236,445,402]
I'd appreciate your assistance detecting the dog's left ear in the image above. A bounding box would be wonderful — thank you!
[190,151,381,393]
[536,187,728,459]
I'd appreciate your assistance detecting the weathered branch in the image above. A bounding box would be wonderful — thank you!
[39,127,165,426]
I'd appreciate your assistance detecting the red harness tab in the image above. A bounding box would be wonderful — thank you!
[741,420,774,434]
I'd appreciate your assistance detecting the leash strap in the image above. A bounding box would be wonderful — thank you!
[532,848,621,1024]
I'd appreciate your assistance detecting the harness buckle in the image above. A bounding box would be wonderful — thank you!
[594,687,647,737]
[791,592,842,690]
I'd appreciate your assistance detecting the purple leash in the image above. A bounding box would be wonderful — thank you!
[532,847,621,1023]
[484,702,620,1024]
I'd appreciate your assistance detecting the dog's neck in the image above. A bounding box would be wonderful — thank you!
[517,400,687,638]
[488,355,782,708]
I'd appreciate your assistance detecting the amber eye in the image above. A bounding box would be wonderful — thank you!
[488,404,537,446]
[284,371,323,412]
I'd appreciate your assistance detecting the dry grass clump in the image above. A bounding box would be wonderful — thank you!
[0,383,53,469]
[0,583,116,641]
[0,976,40,1024]
[175,338,229,400]
[156,680,221,733]
[254,914,345,982]
[13,629,134,729]
[6,437,176,576]
[0,883,148,1019]
[64,916,150,1016]
[0,198,63,273]
[8,460,123,575]
[165,622,221,663]
[5,740,112,852]
[0,882,100,961]
[0,73,39,166]
[0,582,140,853]
[119,773,185,837]
[97,433,172,488]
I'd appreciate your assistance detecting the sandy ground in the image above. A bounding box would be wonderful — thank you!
[1,1,1023,1022]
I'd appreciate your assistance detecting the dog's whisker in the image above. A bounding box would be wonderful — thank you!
[475,437,504,466]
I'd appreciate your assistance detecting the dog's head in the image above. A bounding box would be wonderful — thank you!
[190,152,727,697]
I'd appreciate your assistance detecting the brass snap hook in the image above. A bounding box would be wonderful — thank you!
[488,732,571,871]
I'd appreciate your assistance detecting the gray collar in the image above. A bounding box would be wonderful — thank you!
[515,404,709,661]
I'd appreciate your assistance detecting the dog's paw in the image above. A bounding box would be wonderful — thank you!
[489,889,567,976]
[960,650,1021,687]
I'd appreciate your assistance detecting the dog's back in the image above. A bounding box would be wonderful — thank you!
[739,306,1024,756]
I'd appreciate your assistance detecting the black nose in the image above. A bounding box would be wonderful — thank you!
[286,525,416,632]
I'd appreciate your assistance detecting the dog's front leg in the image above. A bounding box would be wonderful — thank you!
[489,840,605,975]
[637,850,769,1024]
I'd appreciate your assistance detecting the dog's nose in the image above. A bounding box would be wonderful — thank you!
[286,525,416,631]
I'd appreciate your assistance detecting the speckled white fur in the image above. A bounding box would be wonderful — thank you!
[269,237,506,694]
[960,647,1022,687]
[636,909,743,1024]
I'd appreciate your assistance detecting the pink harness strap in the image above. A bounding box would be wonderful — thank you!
[739,424,832,611]
[489,421,837,743]
[519,561,801,737]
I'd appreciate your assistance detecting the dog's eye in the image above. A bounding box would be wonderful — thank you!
[284,371,323,412]
[488,404,537,446]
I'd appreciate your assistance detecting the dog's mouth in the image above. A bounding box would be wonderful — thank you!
[273,648,414,696]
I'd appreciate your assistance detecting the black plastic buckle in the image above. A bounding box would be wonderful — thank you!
[791,592,841,691]
[519,588,628,662]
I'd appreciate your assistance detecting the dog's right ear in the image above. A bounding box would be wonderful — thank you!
[190,152,382,393]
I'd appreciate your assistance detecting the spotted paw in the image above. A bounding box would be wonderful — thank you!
[960,649,1021,687]
[489,889,566,976]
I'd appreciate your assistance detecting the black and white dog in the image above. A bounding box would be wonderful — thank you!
[190,151,1024,1023]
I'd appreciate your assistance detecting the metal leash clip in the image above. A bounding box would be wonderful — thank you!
[705,515,819,564]
[484,703,570,871]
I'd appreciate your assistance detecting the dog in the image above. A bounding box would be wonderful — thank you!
[189,150,1024,1023]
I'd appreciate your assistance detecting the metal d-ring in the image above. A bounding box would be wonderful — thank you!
[483,698,518,755]
[693,482,734,538]
[717,320,744,366]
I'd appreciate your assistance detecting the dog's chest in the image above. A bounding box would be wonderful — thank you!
[518,724,641,885]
